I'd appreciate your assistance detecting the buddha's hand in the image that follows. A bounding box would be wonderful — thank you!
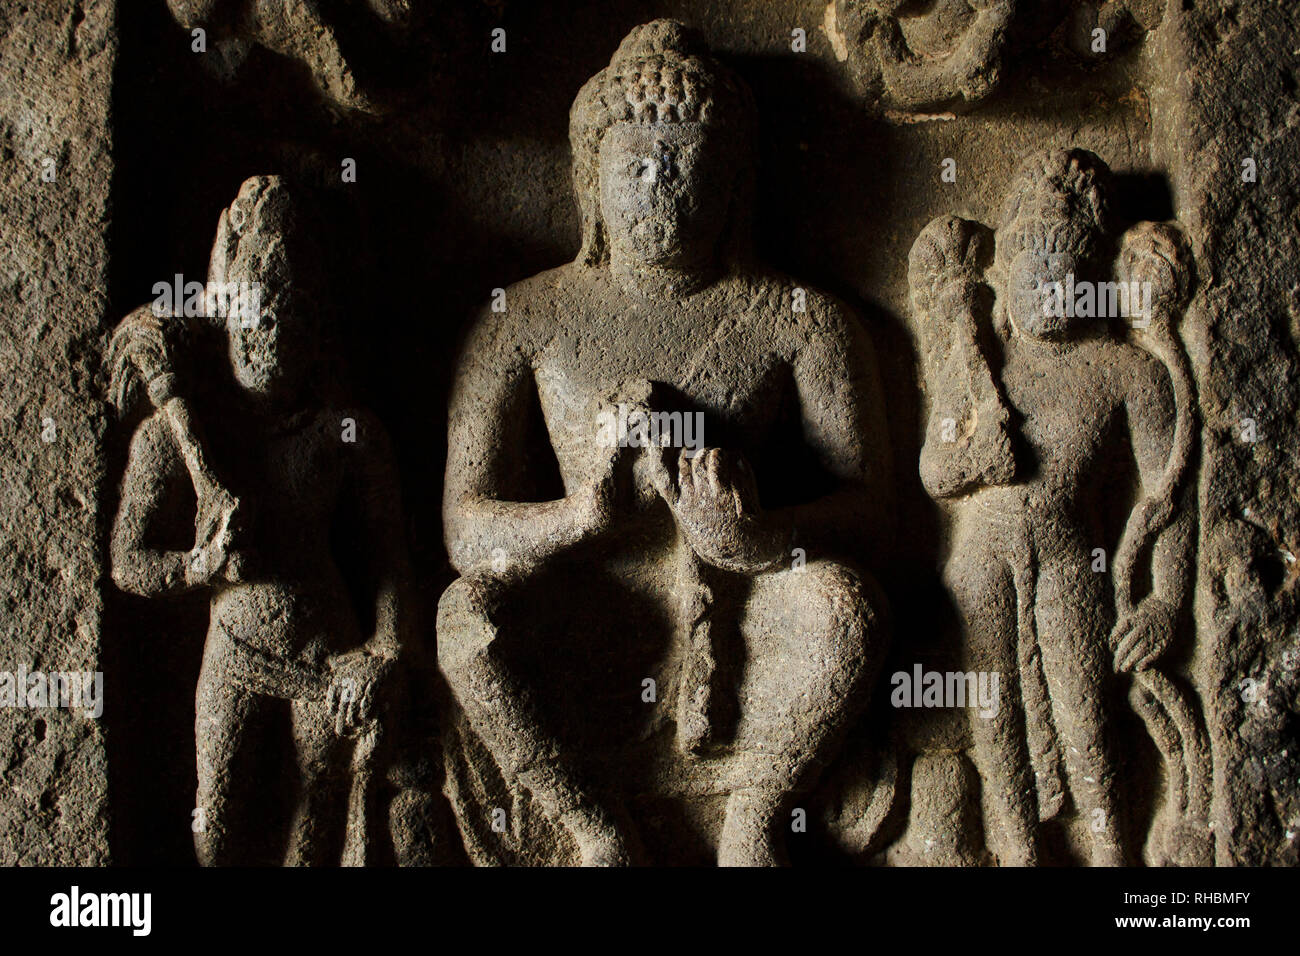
[581,386,655,536]
[661,447,785,575]
[326,649,394,737]
[1112,597,1177,674]
[575,441,631,540]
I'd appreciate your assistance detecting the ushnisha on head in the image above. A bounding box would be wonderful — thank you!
[208,175,332,401]
[997,148,1112,339]
[569,20,757,274]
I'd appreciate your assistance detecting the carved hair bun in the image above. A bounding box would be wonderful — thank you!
[997,148,1111,266]
[610,18,700,62]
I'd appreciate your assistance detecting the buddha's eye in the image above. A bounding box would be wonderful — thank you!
[628,157,656,182]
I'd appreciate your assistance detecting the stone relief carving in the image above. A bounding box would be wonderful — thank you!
[109,176,412,865]
[165,0,422,111]
[1061,1,1161,60]
[910,148,1211,865]
[72,4,1281,871]
[828,0,1014,114]
[826,0,1161,115]
[436,19,893,866]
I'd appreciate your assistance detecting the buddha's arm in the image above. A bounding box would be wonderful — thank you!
[779,302,895,563]
[442,314,608,577]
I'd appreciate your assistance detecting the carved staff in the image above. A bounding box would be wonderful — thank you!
[1111,222,1212,863]
[107,304,241,560]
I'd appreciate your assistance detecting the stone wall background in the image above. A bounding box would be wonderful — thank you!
[0,0,1294,864]
[0,0,115,865]
[1152,1,1300,866]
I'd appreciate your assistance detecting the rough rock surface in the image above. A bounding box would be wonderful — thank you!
[0,0,1295,867]
[0,0,115,865]
[1152,1,1300,866]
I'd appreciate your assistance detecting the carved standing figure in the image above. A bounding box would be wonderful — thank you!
[437,20,893,867]
[830,0,1014,113]
[912,149,1200,865]
[111,176,411,865]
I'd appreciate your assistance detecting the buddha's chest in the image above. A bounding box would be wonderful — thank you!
[532,317,794,449]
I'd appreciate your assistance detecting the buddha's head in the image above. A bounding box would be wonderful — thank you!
[569,20,756,274]
[997,148,1111,340]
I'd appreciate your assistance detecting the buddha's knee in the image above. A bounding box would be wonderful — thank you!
[436,574,509,682]
[784,560,887,681]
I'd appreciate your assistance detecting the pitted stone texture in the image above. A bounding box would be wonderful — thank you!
[0,0,115,865]
[1151,0,1300,867]
[437,21,894,867]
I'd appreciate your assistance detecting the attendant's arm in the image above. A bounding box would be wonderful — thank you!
[442,309,612,577]
[111,415,208,596]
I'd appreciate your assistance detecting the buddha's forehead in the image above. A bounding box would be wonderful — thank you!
[600,120,710,152]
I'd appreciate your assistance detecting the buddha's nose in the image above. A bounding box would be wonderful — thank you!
[654,141,676,182]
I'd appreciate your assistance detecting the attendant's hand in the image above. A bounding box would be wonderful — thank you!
[326,649,394,737]
[1112,598,1177,673]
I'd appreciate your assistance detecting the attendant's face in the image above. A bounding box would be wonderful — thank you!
[597,122,731,269]
[1008,247,1085,339]
[227,284,314,400]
